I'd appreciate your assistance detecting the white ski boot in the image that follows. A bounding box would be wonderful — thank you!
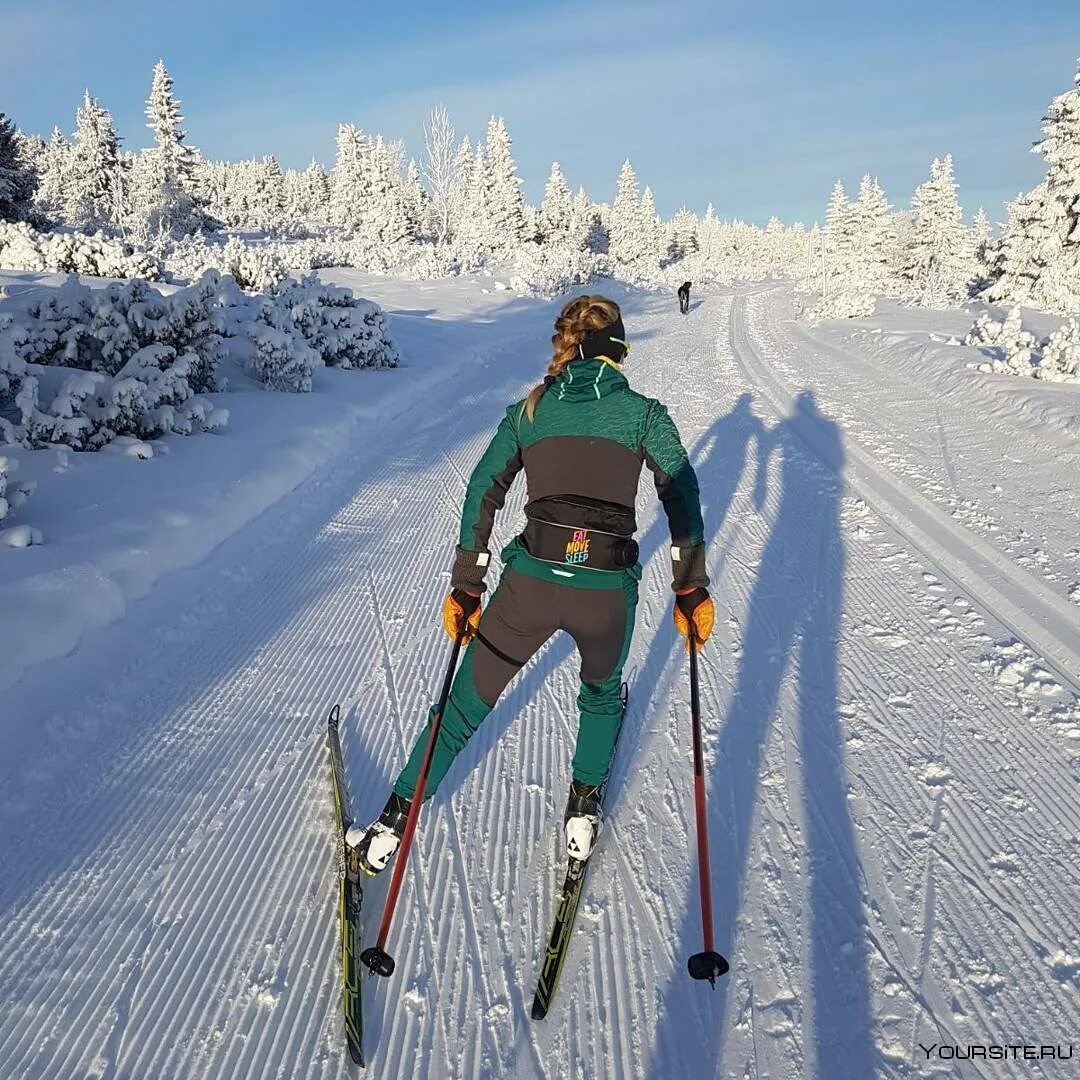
[346,793,410,876]
[564,779,604,862]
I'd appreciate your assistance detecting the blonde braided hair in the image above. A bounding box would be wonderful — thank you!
[521,295,623,422]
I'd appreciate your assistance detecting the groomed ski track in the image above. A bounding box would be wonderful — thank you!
[0,282,1076,1079]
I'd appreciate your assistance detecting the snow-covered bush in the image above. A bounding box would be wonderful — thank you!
[964,308,1040,364]
[270,274,399,370]
[805,288,877,324]
[239,298,320,392]
[0,221,161,280]
[509,242,598,297]
[3,262,399,446]
[15,346,228,449]
[406,243,460,280]
[0,453,34,523]
[156,232,345,288]
[13,272,242,391]
[1,272,235,448]
[218,236,288,291]
[1038,319,1080,381]
[964,307,1080,383]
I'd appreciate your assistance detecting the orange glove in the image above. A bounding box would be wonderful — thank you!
[673,588,714,651]
[442,589,482,642]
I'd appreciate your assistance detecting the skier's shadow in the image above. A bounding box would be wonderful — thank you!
[646,391,875,1079]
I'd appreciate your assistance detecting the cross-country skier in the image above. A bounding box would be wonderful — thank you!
[678,281,691,314]
[350,295,714,875]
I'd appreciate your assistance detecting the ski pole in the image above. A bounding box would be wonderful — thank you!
[685,630,730,986]
[361,629,467,978]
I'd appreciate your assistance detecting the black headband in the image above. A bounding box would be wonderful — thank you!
[578,315,627,364]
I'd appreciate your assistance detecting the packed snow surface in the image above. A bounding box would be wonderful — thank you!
[0,277,1077,1079]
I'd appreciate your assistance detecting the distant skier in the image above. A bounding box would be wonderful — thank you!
[678,281,691,314]
[351,295,713,875]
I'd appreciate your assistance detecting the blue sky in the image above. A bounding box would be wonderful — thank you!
[3,0,1079,225]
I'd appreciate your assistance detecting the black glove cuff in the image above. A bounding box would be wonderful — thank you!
[671,542,709,592]
[675,587,710,616]
[451,546,490,594]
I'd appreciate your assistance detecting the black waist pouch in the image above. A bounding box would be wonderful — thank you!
[520,495,639,570]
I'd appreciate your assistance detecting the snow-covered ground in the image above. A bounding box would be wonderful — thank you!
[0,278,1077,1079]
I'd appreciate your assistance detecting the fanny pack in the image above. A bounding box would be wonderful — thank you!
[520,495,640,571]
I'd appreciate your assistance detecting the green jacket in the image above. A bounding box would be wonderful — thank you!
[451,357,707,592]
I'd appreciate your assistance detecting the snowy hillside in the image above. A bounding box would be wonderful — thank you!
[0,277,1076,1078]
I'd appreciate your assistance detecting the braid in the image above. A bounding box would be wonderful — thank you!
[521,295,622,422]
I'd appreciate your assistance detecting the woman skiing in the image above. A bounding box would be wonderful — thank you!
[351,294,714,874]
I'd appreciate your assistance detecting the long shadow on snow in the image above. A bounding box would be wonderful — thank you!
[646,391,875,1080]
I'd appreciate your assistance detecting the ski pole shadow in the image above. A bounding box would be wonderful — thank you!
[646,390,876,1079]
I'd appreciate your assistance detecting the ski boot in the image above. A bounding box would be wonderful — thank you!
[346,793,410,876]
[564,779,604,862]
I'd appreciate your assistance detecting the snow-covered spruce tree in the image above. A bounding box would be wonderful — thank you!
[537,161,573,243]
[330,123,372,231]
[350,136,411,267]
[146,60,198,182]
[849,174,897,291]
[401,158,428,241]
[33,127,70,221]
[903,155,971,305]
[761,216,786,276]
[988,62,1080,314]
[696,203,724,274]
[66,91,122,230]
[0,114,38,222]
[639,187,662,269]
[452,144,490,269]
[440,135,473,251]
[609,160,652,269]
[572,186,606,254]
[482,116,526,258]
[666,207,699,265]
[283,168,308,224]
[970,207,995,290]
[824,180,856,286]
[138,60,211,238]
[303,160,331,226]
[228,156,286,233]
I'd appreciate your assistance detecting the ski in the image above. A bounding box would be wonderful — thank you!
[531,682,628,1020]
[327,705,365,1067]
